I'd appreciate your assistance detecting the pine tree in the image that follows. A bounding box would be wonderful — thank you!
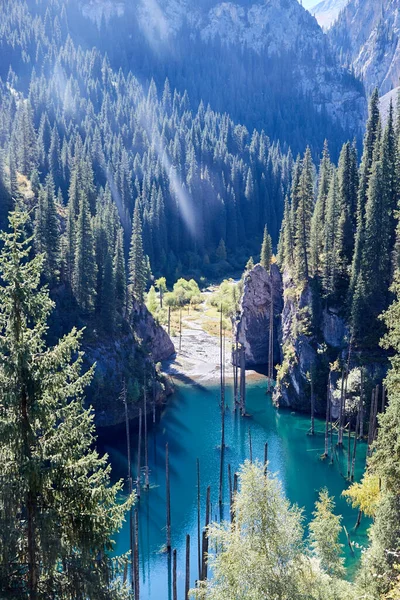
[322,170,341,297]
[350,90,381,298]
[0,211,133,599]
[277,195,294,269]
[113,227,127,318]
[129,203,146,304]
[73,192,97,312]
[337,141,358,266]
[33,174,60,282]
[63,197,76,286]
[352,120,398,346]
[294,147,314,285]
[12,100,38,177]
[260,224,272,269]
[310,141,332,276]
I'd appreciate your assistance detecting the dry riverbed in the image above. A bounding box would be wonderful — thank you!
[162,288,261,384]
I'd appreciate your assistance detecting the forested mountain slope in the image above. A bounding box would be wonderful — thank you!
[74,0,366,155]
[0,0,297,276]
[329,0,400,94]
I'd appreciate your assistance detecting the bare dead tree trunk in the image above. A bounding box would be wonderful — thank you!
[264,442,268,473]
[351,409,360,481]
[173,549,177,600]
[201,486,210,580]
[228,463,233,522]
[185,534,190,599]
[134,508,140,600]
[310,375,315,436]
[144,376,149,489]
[197,458,201,580]
[166,443,171,549]
[338,369,345,445]
[122,383,134,590]
[249,429,253,463]
[324,371,331,458]
[268,272,274,392]
[137,408,142,499]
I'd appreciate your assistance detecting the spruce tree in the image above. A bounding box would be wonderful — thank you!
[294,147,314,285]
[0,211,133,599]
[113,227,127,318]
[350,90,381,298]
[73,192,97,313]
[322,170,341,297]
[337,141,358,266]
[33,174,60,283]
[310,140,332,276]
[260,224,272,269]
[129,203,146,304]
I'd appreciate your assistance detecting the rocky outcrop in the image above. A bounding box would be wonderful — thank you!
[273,269,348,413]
[234,264,283,368]
[132,299,175,362]
[82,301,175,428]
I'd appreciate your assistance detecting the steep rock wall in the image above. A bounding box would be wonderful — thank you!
[272,270,349,413]
[234,263,283,368]
[84,302,175,427]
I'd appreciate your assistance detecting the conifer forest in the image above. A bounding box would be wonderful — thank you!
[1,1,400,599]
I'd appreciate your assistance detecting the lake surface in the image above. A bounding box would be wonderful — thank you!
[98,377,369,600]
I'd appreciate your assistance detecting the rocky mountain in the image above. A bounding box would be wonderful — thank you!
[329,0,400,94]
[309,0,349,29]
[234,263,283,368]
[78,0,366,155]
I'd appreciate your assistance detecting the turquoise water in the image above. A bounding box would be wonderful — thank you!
[99,377,369,600]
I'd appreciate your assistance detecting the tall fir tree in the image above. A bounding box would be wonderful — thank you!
[113,227,127,318]
[129,202,147,304]
[0,211,133,599]
[33,174,60,283]
[260,223,273,269]
[294,147,314,285]
[72,191,97,313]
[310,140,332,276]
[350,89,381,299]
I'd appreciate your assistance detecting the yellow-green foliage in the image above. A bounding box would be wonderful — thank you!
[190,461,359,600]
[208,279,243,317]
[145,285,158,314]
[342,474,381,518]
[164,278,202,308]
[276,342,297,387]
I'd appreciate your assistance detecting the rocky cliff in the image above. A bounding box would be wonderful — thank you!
[329,0,400,94]
[272,269,349,413]
[83,301,175,428]
[234,263,283,368]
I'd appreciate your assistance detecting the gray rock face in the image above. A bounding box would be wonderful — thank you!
[83,301,175,428]
[234,263,283,367]
[322,308,349,348]
[132,299,175,362]
[330,0,400,94]
[273,269,319,411]
[273,269,349,413]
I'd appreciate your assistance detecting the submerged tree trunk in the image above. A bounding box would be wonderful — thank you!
[166,443,171,549]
